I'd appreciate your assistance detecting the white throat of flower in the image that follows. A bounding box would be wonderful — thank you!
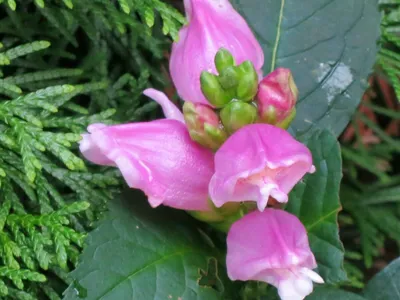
[245,167,289,211]
[278,268,324,300]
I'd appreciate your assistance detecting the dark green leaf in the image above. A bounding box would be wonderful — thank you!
[232,0,381,138]
[364,257,400,300]
[286,130,347,284]
[307,287,366,300]
[63,190,230,300]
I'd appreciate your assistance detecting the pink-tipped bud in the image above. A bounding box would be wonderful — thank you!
[257,68,298,128]
[183,102,227,150]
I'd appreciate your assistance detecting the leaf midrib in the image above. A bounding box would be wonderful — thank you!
[306,208,339,231]
[270,0,285,71]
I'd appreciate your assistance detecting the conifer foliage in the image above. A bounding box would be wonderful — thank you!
[0,0,184,298]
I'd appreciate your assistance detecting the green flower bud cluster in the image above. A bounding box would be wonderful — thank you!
[200,48,259,134]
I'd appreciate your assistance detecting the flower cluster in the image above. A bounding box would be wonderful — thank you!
[79,0,323,299]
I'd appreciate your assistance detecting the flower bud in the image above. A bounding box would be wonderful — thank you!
[218,66,240,90]
[257,68,298,127]
[236,61,259,102]
[183,102,228,150]
[200,71,234,108]
[170,0,264,105]
[220,101,257,134]
[215,48,235,74]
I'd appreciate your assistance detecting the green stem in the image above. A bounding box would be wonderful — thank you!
[188,200,255,233]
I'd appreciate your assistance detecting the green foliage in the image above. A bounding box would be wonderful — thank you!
[1,0,185,40]
[364,256,400,299]
[63,190,232,300]
[0,0,183,122]
[378,0,400,101]
[342,102,400,183]
[0,0,181,298]
[286,131,346,284]
[339,2,400,279]
[340,94,400,284]
[231,0,381,138]
[341,183,400,269]
[0,41,123,299]
[307,257,400,299]
[0,201,89,297]
[308,287,366,300]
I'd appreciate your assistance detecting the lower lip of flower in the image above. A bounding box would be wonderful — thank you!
[237,167,289,211]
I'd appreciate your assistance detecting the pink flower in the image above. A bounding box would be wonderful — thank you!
[209,124,314,211]
[257,68,298,126]
[227,209,324,300]
[170,0,264,105]
[80,90,215,211]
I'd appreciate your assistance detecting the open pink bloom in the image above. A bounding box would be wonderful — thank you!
[170,0,264,105]
[227,209,324,300]
[80,90,214,211]
[209,124,315,211]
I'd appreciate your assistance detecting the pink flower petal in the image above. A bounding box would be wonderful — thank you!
[170,0,264,105]
[227,209,323,300]
[143,88,184,123]
[80,119,214,211]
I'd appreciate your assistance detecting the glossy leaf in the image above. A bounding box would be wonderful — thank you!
[306,258,400,299]
[364,257,400,300]
[307,287,366,300]
[285,130,347,284]
[63,190,230,300]
[231,0,380,138]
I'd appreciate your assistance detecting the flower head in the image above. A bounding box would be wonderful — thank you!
[170,0,264,105]
[227,209,324,300]
[209,124,314,211]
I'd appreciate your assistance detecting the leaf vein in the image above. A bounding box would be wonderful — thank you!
[279,35,337,60]
[285,0,334,31]
[306,208,338,231]
[97,248,195,300]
